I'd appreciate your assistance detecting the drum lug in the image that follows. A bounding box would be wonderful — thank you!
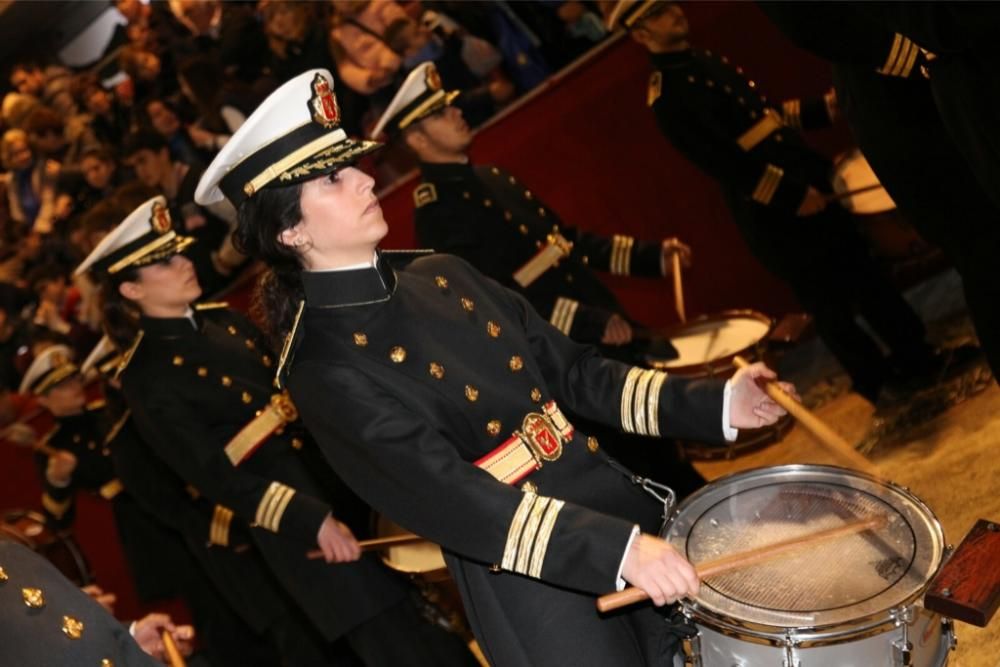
[781,636,800,667]
[942,617,958,651]
[679,629,702,667]
[892,638,913,666]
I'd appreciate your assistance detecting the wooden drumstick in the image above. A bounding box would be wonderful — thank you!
[671,252,686,323]
[732,356,876,473]
[162,629,187,667]
[825,183,883,203]
[306,533,427,560]
[596,516,885,613]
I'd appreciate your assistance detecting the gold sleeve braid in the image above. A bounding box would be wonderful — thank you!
[502,492,566,579]
[610,235,635,275]
[751,164,784,205]
[255,482,296,533]
[549,297,579,335]
[621,367,668,437]
[210,505,234,547]
[877,33,920,78]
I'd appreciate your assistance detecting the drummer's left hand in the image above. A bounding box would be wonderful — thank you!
[729,362,799,429]
[661,237,692,275]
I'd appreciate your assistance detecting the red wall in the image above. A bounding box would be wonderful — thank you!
[377,2,853,329]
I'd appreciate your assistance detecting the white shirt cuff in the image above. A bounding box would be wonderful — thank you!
[722,380,738,442]
[615,524,641,591]
[128,620,137,637]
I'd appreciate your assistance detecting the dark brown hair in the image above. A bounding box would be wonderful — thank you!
[233,182,305,349]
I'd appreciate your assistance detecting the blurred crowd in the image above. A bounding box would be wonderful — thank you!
[0,0,610,398]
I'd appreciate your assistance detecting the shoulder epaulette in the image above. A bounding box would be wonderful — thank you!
[413,182,438,208]
[194,301,229,311]
[86,399,106,412]
[112,330,144,381]
[275,300,305,391]
[648,71,663,107]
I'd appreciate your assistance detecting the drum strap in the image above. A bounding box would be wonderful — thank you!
[474,401,573,484]
[606,458,677,521]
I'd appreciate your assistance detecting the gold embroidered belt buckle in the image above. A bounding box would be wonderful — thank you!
[224,392,299,466]
[474,401,574,484]
[512,233,573,288]
[737,108,784,152]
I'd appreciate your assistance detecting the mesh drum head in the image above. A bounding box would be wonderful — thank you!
[664,465,943,631]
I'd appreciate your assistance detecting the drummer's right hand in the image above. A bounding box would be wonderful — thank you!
[795,186,827,217]
[316,514,362,563]
[621,534,699,606]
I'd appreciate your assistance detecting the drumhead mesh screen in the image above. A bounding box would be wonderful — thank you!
[687,483,912,612]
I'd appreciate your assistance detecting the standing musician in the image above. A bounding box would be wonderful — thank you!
[75,196,478,666]
[370,62,706,496]
[609,0,952,405]
[194,68,794,665]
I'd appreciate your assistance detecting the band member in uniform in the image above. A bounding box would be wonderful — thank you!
[80,336,339,666]
[0,539,192,666]
[609,0,951,405]
[195,68,793,665]
[76,196,478,666]
[370,62,706,495]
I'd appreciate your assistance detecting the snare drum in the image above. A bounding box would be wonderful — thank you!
[646,310,772,377]
[661,465,955,667]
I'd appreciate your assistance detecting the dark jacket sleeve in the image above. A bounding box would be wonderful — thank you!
[123,380,330,546]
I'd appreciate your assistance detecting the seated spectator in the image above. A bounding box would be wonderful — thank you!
[1,129,60,235]
[0,282,32,390]
[119,44,173,103]
[385,12,513,126]
[0,231,43,286]
[66,147,128,217]
[23,106,70,163]
[1,92,40,131]
[26,263,97,359]
[329,1,405,97]
[8,60,73,110]
[142,97,205,167]
[74,75,130,149]
[176,56,256,152]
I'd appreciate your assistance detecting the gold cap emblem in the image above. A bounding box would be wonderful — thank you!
[465,385,479,402]
[389,346,407,363]
[62,615,84,640]
[487,321,501,338]
[150,201,172,234]
[309,73,341,128]
[22,587,45,608]
[428,362,445,379]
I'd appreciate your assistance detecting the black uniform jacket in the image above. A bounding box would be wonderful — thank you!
[414,162,663,344]
[0,541,157,666]
[649,48,833,218]
[284,253,725,664]
[120,306,407,640]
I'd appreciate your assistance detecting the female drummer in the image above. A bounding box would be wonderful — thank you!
[195,69,793,666]
[75,196,478,665]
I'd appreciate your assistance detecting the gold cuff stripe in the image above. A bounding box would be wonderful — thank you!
[42,493,72,519]
[610,235,635,275]
[99,479,123,500]
[751,164,784,205]
[878,34,918,77]
[622,368,668,435]
[210,505,233,547]
[549,297,579,335]
[515,496,551,574]
[621,367,643,433]
[647,370,667,437]
[502,491,537,571]
[782,99,802,130]
[528,499,564,578]
[737,109,783,152]
[246,131,344,197]
[255,482,295,533]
